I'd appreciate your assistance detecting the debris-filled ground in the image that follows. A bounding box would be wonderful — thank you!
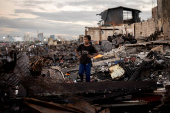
[1,35,170,113]
[1,0,170,112]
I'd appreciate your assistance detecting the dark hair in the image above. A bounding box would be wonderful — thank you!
[84,35,91,41]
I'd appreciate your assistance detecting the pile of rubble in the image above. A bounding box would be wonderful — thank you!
[94,34,137,52]
[1,41,170,84]
[22,40,170,85]
[89,44,170,83]
[1,40,170,113]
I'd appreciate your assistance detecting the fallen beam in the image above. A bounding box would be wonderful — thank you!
[28,81,157,101]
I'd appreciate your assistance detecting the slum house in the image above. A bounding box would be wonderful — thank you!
[85,0,170,43]
[85,6,141,42]
[99,6,141,26]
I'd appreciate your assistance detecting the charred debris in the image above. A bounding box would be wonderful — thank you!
[1,2,170,113]
[1,36,170,113]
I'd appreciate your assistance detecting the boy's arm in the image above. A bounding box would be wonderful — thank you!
[75,49,81,59]
[87,51,99,58]
[87,46,99,58]
[75,45,82,59]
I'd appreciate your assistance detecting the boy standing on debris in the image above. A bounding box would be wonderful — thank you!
[75,35,99,82]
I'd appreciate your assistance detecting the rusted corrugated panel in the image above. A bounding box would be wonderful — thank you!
[23,98,85,113]
[27,81,157,99]
[0,52,30,86]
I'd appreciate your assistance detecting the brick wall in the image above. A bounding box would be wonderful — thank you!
[157,18,163,31]
[87,19,157,42]
[101,30,113,40]
[135,18,156,39]
[86,27,114,41]
[85,24,134,41]
[86,28,100,41]
[148,19,156,36]
[86,25,134,41]
[127,24,135,36]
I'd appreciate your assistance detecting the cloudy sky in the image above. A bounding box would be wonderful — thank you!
[0,0,157,40]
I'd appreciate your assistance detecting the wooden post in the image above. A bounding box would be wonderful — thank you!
[113,26,115,35]
[99,26,102,42]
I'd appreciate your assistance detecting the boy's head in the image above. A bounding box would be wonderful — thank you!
[84,35,91,44]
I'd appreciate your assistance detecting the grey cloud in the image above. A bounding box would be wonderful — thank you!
[15,9,100,22]
[38,7,46,11]
[24,0,54,4]
[9,14,18,16]
[65,0,153,19]
[0,17,85,38]
[56,3,65,8]
[0,17,53,29]
[66,0,149,8]
[0,0,155,39]
[13,0,56,7]
[23,0,54,6]
[15,0,152,21]
[14,0,153,21]
[140,11,152,20]
[15,9,34,14]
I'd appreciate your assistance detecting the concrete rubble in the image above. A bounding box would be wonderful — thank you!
[1,0,170,112]
[1,39,170,113]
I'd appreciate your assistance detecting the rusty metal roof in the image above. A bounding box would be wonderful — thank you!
[108,6,141,12]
